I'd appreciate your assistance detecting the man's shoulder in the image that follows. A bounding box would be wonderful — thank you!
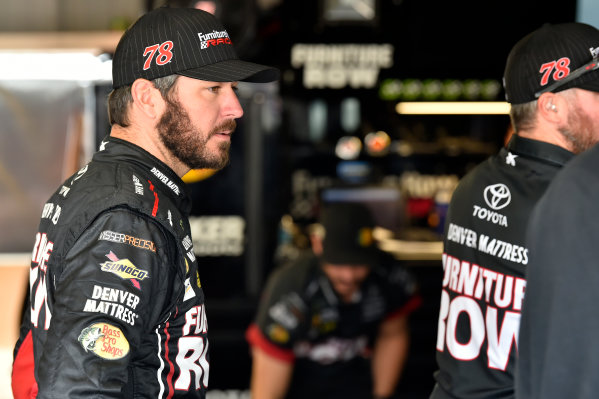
[450,156,497,198]
[275,252,318,277]
[42,158,180,249]
[52,160,148,216]
[267,253,319,292]
[451,144,557,205]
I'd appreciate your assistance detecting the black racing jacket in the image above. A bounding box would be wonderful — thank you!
[431,135,574,399]
[246,252,421,399]
[13,137,209,398]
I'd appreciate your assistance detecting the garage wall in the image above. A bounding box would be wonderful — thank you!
[1,0,144,31]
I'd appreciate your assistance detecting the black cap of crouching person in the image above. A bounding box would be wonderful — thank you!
[318,202,383,266]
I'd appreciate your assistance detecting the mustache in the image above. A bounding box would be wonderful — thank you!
[212,119,237,134]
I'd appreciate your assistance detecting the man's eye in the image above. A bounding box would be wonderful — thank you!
[208,86,221,93]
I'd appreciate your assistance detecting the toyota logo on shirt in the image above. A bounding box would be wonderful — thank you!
[484,184,511,210]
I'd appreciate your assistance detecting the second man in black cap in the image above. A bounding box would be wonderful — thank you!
[430,21,599,399]
[246,202,421,399]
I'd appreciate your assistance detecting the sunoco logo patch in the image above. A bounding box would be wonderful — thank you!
[101,251,149,290]
[101,259,149,281]
[78,322,130,360]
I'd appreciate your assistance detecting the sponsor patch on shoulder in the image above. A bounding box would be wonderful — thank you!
[99,230,156,253]
[78,322,130,360]
[132,174,144,195]
[267,324,290,344]
[183,278,196,301]
[101,251,149,290]
[483,183,511,210]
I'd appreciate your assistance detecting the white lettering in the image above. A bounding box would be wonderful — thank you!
[457,261,479,296]
[291,44,394,89]
[183,305,208,336]
[493,275,513,308]
[446,223,478,248]
[513,278,526,311]
[51,205,61,225]
[436,293,520,371]
[472,205,508,227]
[59,186,70,197]
[175,337,209,390]
[478,234,529,265]
[291,44,393,67]
[30,232,53,329]
[182,235,193,250]
[486,307,519,370]
[198,30,230,42]
[91,284,140,310]
[437,254,527,372]
[83,298,138,326]
[133,175,144,195]
[442,254,527,310]
[436,290,450,351]
[176,305,210,390]
[41,203,54,219]
[446,296,484,360]
[150,167,180,195]
[303,67,379,89]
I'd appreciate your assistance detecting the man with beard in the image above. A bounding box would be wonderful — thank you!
[430,22,599,399]
[11,6,278,399]
[516,37,599,399]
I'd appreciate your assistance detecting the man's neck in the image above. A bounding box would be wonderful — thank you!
[516,129,575,154]
[109,125,190,177]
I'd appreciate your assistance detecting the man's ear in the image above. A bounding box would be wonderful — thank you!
[130,78,164,120]
[308,225,325,256]
[537,92,564,123]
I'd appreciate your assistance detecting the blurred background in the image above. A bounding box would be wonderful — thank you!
[1,0,598,397]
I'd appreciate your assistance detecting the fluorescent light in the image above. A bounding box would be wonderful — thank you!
[396,101,510,115]
[377,238,443,261]
[0,51,112,82]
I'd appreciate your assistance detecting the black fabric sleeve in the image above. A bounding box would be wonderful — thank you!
[253,261,311,351]
[382,262,421,317]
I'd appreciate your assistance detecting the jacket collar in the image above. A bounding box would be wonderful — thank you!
[94,136,192,214]
[505,134,575,168]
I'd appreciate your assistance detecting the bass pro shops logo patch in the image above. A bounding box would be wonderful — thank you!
[78,322,130,360]
[484,183,511,210]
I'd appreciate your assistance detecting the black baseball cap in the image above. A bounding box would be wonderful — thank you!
[112,6,279,89]
[503,22,599,104]
[319,202,383,266]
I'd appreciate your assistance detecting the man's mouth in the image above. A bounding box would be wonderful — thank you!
[212,134,231,143]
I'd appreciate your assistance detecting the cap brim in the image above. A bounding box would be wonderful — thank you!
[320,247,383,266]
[177,59,279,83]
